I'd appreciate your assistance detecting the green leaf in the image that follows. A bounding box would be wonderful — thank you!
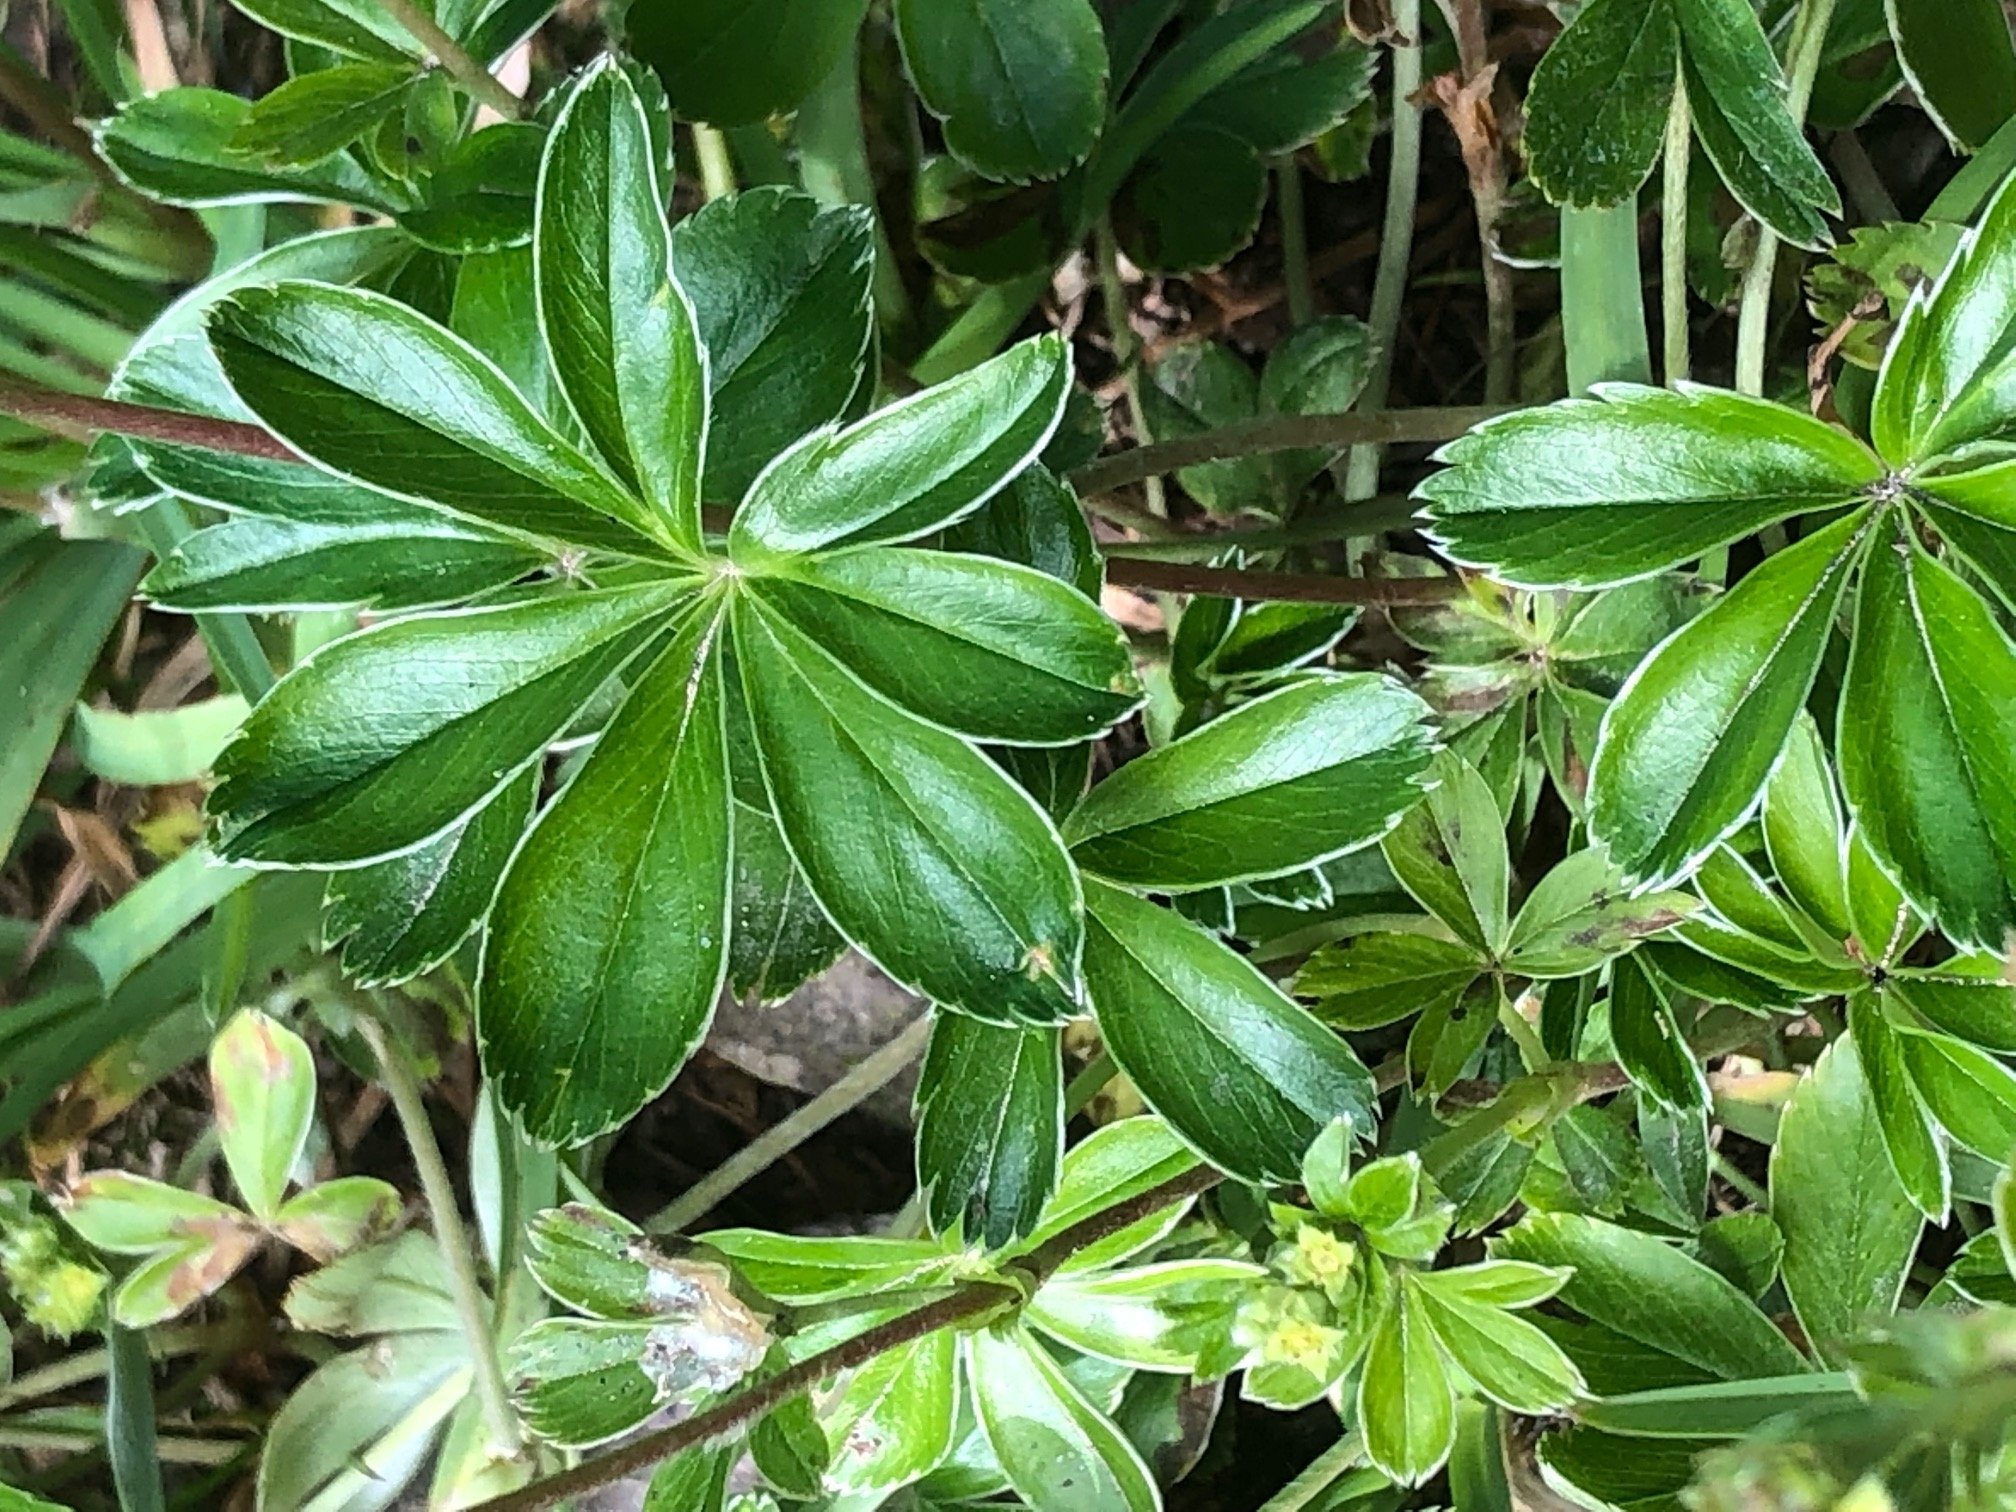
[1187,39,1375,157]
[70,696,248,788]
[941,460,1101,599]
[1575,1373,1859,1439]
[537,60,706,550]
[1761,714,1851,939]
[1418,385,1881,589]
[1024,1257,1261,1373]
[671,188,874,504]
[1359,1284,1457,1486]
[1608,955,1709,1110]
[111,1231,262,1327]
[1886,961,2016,1052]
[207,282,667,555]
[1408,1276,1584,1414]
[270,1177,401,1263]
[1692,1211,1784,1298]
[1550,1106,1646,1217]
[229,0,423,63]
[1412,1260,1571,1310]
[1898,1029,2016,1159]
[1138,341,1278,516]
[0,533,146,859]
[1522,0,1678,209]
[1292,929,1484,1032]
[1490,1213,1807,1380]
[967,1325,1159,1512]
[643,1447,731,1512]
[60,1172,245,1254]
[282,1230,458,1336]
[1113,125,1267,275]
[733,599,1083,1026]
[1588,509,1874,886]
[1675,0,1842,249]
[1064,673,1434,891]
[895,0,1106,183]
[747,547,1141,745]
[1770,1035,1920,1367]
[507,1320,682,1447]
[915,1017,1063,1249]
[731,335,1069,558]
[321,772,534,987]
[210,583,685,866]
[700,1230,958,1305]
[399,124,545,255]
[1909,461,2016,613]
[821,1330,959,1493]
[481,607,731,1144]
[1840,528,2016,950]
[1381,751,1509,951]
[1873,171,2016,463]
[1885,0,2016,152]
[209,1010,315,1222]
[1083,877,1376,1184]
[627,0,871,127]
[233,64,419,167]
[1006,1114,1199,1270]
[95,88,405,211]
[1501,849,1697,979]
[1258,314,1376,486]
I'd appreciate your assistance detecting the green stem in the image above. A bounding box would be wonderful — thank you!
[1259,1431,1366,1512]
[1928,111,2016,222]
[645,1013,932,1235]
[1712,1152,1771,1209]
[375,0,524,120]
[691,125,737,202]
[1828,131,1897,223]
[1497,995,1550,1073]
[1063,1050,1116,1117]
[359,1017,521,1458]
[1733,0,1838,396]
[795,37,910,335]
[1661,76,1693,386]
[133,502,276,702]
[1104,557,1462,606]
[1277,160,1315,326]
[1095,218,1167,523]
[1561,203,1652,394]
[106,1325,165,1512]
[724,124,793,187]
[1344,0,1425,504]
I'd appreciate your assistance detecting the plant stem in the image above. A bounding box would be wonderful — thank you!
[1828,131,1897,223]
[358,1017,521,1459]
[1733,0,1837,396]
[1712,1152,1771,1209]
[1063,1050,1116,1117]
[106,1324,164,1512]
[376,0,524,120]
[472,1165,1224,1512]
[0,382,294,459]
[1094,218,1167,523]
[691,125,737,202]
[1259,1431,1366,1511]
[1277,160,1315,326]
[645,1014,933,1235]
[1104,558,1463,606]
[1661,76,1693,386]
[1099,494,1423,557]
[1344,0,1425,503]
[1561,203,1651,393]
[133,502,277,702]
[796,36,911,335]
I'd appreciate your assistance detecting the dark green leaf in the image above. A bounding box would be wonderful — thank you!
[1886,0,2016,151]
[1551,1105,1647,1216]
[733,598,1083,1026]
[1589,509,1873,886]
[1063,673,1435,891]
[481,607,731,1144]
[400,124,545,255]
[1381,751,1509,951]
[229,0,422,63]
[1841,528,2016,950]
[671,188,874,504]
[895,0,1106,182]
[1293,929,1484,1032]
[915,1017,1062,1249]
[1418,385,1881,588]
[1886,961,2016,1053]
[1522,0,1678,209]
[1138,341,1277,516]
[941,462,1101,599]
[233,64,418,167]
[538,61,705,550]
[1899,1029,2016,1159]
[210,583,686,865]
[627,0,871,127]
[1609,954,1709,1109]
[1083,878,1376,1184]
[731,336,1068,558]
[1187,41,1376,156]
[1113,125,1267,274]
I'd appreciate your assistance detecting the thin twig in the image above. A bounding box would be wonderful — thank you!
[0,383,295,459]
[472,1165,1224,1512]
[1105,557,1460,608]
[376,0,524,120]
[358,1018,522,1458]
[1069,405,1503,498]
[645,1014,933,1234]
[1661,77,1693,386]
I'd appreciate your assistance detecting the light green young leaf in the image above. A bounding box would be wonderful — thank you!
[1588,508,1874,886]
[210,583,687,866]
[1408,1276,1584,1414]
[1491,1213,1807,1380]
[538,60,706,550]
[1417,385,1880,589]
[733,598,1083,1027]
[210,1010,315,1221]
[1006,1115,1199,1270]
[1841,529,2016,950]
[1359,1284,1457,1486]
[671,188,874,504]
[1522,0,1678,209]
[1292,929,1484,1031]
[642,1446,731,1512]
[700,1231,959,1306]
[1025,1258,1262,1373]
[207,282,667,554]
[322,771,535,988]
[1063,673,1435,891]
[271,1177,402,1263]
[230,0,424,63]
[1770,1036,1920,1366]
[110,1230,261,1327]
[61,1172,245,1254]
[822,1330,959,1493]
[1381,750,1509,951]
[967,1325,1159,1512]
[481,607,731,1145]
[916,1017,1063,1250]
[1412,1261,1571,1311]
[747,547,1141,745]
[71,696,248,788]
[233,64,419,167]
[1885,0,2016,152]
[895,0,1106,183]
[1083,878,1376,1184]
[731,336,1069,558]
[283,1231,458,1336]
[1675,0,1842,249]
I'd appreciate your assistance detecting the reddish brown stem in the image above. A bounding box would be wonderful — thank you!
[1104,557,1462,606]
[0,383,296,461]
